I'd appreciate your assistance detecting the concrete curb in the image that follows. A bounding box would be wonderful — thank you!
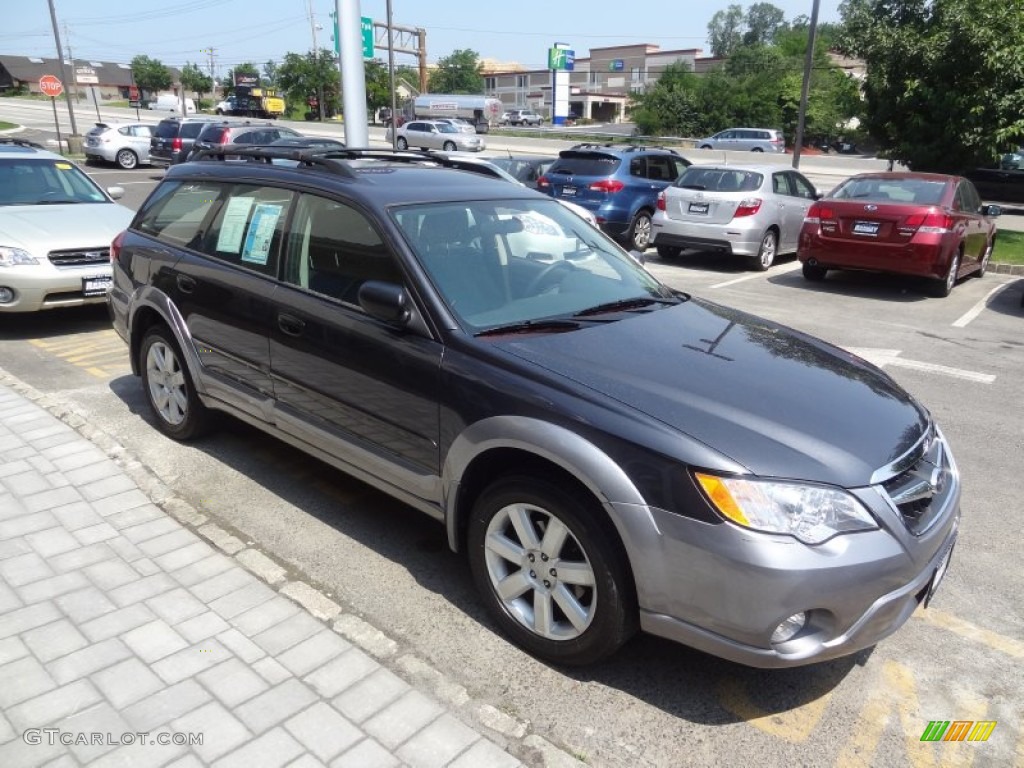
[990,262,1024,276]
[0,366,586,768]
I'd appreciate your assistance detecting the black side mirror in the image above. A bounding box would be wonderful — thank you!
[358,281,410,325]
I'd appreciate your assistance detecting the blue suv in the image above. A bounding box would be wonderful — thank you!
[537,144,690,250]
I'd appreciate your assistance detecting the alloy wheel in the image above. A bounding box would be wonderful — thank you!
[146,341,188,426]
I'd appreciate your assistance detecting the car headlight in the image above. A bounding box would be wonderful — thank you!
[0,247,39,267]
[695,472,877,545]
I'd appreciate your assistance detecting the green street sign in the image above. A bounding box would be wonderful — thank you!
[332,15,374,58]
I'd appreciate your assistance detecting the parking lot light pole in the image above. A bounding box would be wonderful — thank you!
[792,0,821,170]
[338,0,368,147]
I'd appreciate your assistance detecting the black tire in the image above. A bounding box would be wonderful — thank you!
[467,475,637,666]
[397,137,408,150]
[443,140,457,151]
[976,238,994,277]
[751,147,764,152]
[802,262,828,281]
[929,250,961,298]
[749,229,778,271]
[699,144,712,150]
[627,211,653,252]
[139,326,212,441]
[116,148,138,170]
[657,245,682,259]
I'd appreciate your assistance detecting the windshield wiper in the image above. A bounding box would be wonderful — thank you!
[33,199,85,205]
[475,318,582,337]
[681,184,706,190]
[573,296,678,317]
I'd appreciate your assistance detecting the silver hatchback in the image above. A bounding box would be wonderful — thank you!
[651,164,819,270]
[388,120,485,152]
[84,122,154,169]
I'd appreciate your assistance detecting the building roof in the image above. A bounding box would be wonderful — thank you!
[0,55,181,87]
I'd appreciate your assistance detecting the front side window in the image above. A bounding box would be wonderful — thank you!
[283,194,400,306]
[394,199,672,331]
[788,173,816,200]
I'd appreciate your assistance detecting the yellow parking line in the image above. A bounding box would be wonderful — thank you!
[915,608,1024,659]
[718,677,831,743]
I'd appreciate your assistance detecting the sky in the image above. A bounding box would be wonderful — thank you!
[6,0,843,76]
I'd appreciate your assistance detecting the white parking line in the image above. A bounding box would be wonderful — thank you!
[846,347,996,383]
[710,261,800,289]
[951,281,1014,327]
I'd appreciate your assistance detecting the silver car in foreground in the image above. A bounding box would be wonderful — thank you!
[651,164,819,270]
[0,141,134,312]
[387,120,485,152]
[84,122,154,169]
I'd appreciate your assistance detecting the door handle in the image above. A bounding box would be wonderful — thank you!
[278,314,306,337]
[176,274,196,293]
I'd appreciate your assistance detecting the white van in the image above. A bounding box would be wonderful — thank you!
[148,94,196,114]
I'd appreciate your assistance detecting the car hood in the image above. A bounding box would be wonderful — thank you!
[494,298,928,488]
[0,203,134,256]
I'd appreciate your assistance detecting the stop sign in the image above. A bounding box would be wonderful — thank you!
[39,75,64,98]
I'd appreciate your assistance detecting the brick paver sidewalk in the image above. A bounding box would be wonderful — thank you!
[0,382,529,768]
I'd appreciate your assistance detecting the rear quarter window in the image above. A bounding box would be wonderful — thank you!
[154,121,179,139]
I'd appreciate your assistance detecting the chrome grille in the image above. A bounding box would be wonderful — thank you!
[48,248,110,267]
[880,430,954,535]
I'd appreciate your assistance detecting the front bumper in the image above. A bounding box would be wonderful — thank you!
[611,444,961,667]
[0,265,113,313]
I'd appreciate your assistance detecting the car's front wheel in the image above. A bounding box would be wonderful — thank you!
[140,326,211,441]
[116,149,138,170]
[657,245,682,259]
[468,475,637,666]
[627,211,653,251]
[443,140,457,151]
[977,237,994,277]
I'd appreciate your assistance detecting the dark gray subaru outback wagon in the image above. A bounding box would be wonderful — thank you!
[108,146,960,667]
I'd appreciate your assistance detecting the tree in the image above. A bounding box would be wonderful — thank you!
[707,4,745,57]
[630,62,702,136]
[130,55,171,97]
[838,0,1024,171]
[744,3,786,46]
[179,62,212,102]
[262,60,278,87]
[275,49,340,118]
[427,49,484,93]
[364,59,392,113]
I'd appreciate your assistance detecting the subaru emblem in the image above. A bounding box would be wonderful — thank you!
[865,204,878,211]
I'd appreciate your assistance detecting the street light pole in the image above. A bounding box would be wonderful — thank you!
[792,0,821,169]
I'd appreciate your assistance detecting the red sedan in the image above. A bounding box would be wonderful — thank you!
[798,172,1001,297]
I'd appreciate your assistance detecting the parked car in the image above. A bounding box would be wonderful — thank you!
[149,116,219,167]
[188,121,304,159]
[489,154,554,189]
[798,172,1000,297]
[697,128,786,153]
[386,120,485,152]
[148,94,196,114]
[84,122,154,170]
[537,143,690,250]
[507,109,543,127]
[264,136,347,166]
[432,118,476,134]
[651,164,819,270]
[108,145,961,669]
[964,164,1024,206]
[0,139,133,312]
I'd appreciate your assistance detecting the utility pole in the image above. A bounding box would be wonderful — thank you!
[387,0,397,149]
[308,0,324,121]
[46,0,78,145]
[792,0,820,169]
[200,47,216,105]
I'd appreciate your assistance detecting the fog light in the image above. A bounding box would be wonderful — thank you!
[771,612,807,644]
[0,287,14,304]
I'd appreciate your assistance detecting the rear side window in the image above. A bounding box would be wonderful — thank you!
[180,122,207,139]
[549,153,621,176]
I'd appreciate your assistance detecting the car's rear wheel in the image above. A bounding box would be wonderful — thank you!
[930,250,961,298]
[657,245,682,259]
[467,475,637,666]
[443,140,457,151]
[802,261,828,281]
[140,326,212,441]
[750,229,778,271]
[977,238,994,277]
[751,147,764,153]
[397,137,408,150]
[627,211,653,251]
[116,149,138,170]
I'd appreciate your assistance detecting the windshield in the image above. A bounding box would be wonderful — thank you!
[0,159,108,206]
[833,177,948,204]
[393,199,673,332]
